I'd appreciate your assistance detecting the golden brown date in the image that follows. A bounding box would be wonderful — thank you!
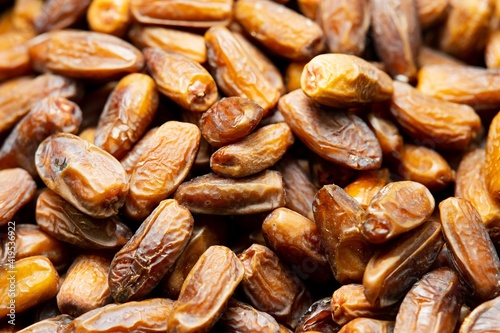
[363,220,444,307]
[415,0,448,28]
[199,97,264,148]
[313,184,374,284]
[35,133,129,218]
[218,299,282,333]
[35,189,133,250]
[109,199,194,303]
[57,254,111,317]
[486,30,500,69]
[124,121,200,221]
[417,46,465,67]
[344,169,391,210]
[87,0,131,37]
[144,48,217,112]
[0,31,32,82]
[28,30,144,79]
[301,54,393,108]
[393,267,461,333]
[0,96,82,177]
[167,246,244,333]
[338,318,394,333]
[17,314,72,333]
[439,197,500,301]
[238,244,312,329]
[366,113,403,162]
[34,0,91,33]
[459,295,500,333]
[67,298,175,332]
[278,89,382,170]
[284,62,306,93]
[174,170,286,215]
[390,81,481,151]
[94,73,158,159]
[130,0,233,28]
[0,168,36,226]
[298,0,320,19]
[485,112,500,203]
[119,127,156,180]
[295,297,340,333]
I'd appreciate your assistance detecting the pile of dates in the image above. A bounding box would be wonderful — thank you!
[1,0,500,332]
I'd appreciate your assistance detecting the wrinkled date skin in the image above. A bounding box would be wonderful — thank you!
[0,168,36,226]
[485,112,500,203]
[459,295,500,333]
[238,244,312,329]
[167,246,244,333]
[17,314,73,333]
[0,96,82,177]
[338,318,394,333]
[344,169,391,210]
[210,122,294,178]
[109,199,194,303]
[35,189,133,250]
[301,54,393,108]
[278,89,382,170]
[144,48,217,112]
[295,297,340,333]
[120,127,156,179]
[313,184,374,284]
[218,299,283,333]
[361,181,435,244]
[87,0,131,37]
[35,133,129,218]
[34,0,91,33]
[28,30,144,79]
[125,121,200,221]
[199,96,264,148]
[393,267,461,333]
[174,170,286,215]
[439,197,500,301]
[94,73,158,159]
[366,113,403,161]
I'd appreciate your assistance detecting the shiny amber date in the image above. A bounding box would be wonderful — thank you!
[0,168,36,226]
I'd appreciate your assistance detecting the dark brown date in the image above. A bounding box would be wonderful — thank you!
[295,297,340,333]
[218,299,282,333]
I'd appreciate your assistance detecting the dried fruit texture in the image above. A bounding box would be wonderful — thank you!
[34,0,91,33]
[486,30,500,69]
[439,197,500,301]
[130,0,233,28]
[485,111,500,203]
[285,62,306,93]
[35,189,133,250]
[370,0,420,82]
[0,168,36,226]
[57,254,111,317]
[393,267,461,333]
[0,96,82,177]
[344,169,391,210]
[17,314,72,333]
[363,220,444,307]
[262,208,332,283]
[309,154,355,188]
[399,143,455,192]
[301,54,393,108]
[338,318,394,333]
[459,295,500,333]
[167,246,244,333]
[35,133,129,218]
[28,30,144,80]
[219,299,282,333]
[210,123,294,178]
[298,0,320,19]
[415,0,449,28]
[128,24,206,63]
[174,170,286,215]
[144,48,217,112]
[361,181,435,244]
[332,284,398,326]
[179,111,213,170]
[295,297,340,333]
[390,81,481,151]
[456,149,500,246]
[313,184,374,284]
[317,0,370,55]
[0,256,58,318]
[238,244,312,329]
[417,65,500,111]
[87,0,131,37]
[365,113,403,161]
[125,121,200,221]
[438,0,492,63]
[417,46,466,67]
[0,31,32,82]
[0,74,80,135]
[199,97,264,148]
[120,127,156,180]
[110,199,194,303]
[279,89,382,170]
[94,73,158,159]
[235,0,324,60]
[67,298,175,332]
[205,26,280,115]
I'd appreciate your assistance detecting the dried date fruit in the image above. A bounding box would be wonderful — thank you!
[344,169,391,210]
[34,0,91,33]
[0,31,32,82]
[485,112,500,203]
[338,318,394,333]
[17,314,72,333]
[119,127,156,180]
[459,295,500,333]
[218,299,282,333]
[298,0,320,19]
[415,0,448,28]
[0,168,36,226]
[144,48,217,112]
[94,73,158,159]
[366,113,403,161]
[87,0,131,37]
[109,199,194,303]
[417,46,465,67]
[284,62,306,93]
[167,246,244,333]
[301,54,393,108]
[295,297,340,333]
[174,170,286,215]
[486,30,500,69]
[124,121,200,221]
[278,89,382,170]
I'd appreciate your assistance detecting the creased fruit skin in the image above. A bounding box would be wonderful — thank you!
[485,112,500,203]
[174,170,286,215]
[109,199,194,303]
[35,133,129,218]
[167,246,244,333]
[301,54,393,108]
[28,30,144,79]
[344,169,391,210]
[338,318,394,333]
[279,89,382,170]
[0,168,36,226]
[34,0,91,33]
[295,297,340,333]
[459,295,500,333]
[219,299,282,333]
[124,121,200,221]
[120,127,157,180]
[17,314,72,333]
